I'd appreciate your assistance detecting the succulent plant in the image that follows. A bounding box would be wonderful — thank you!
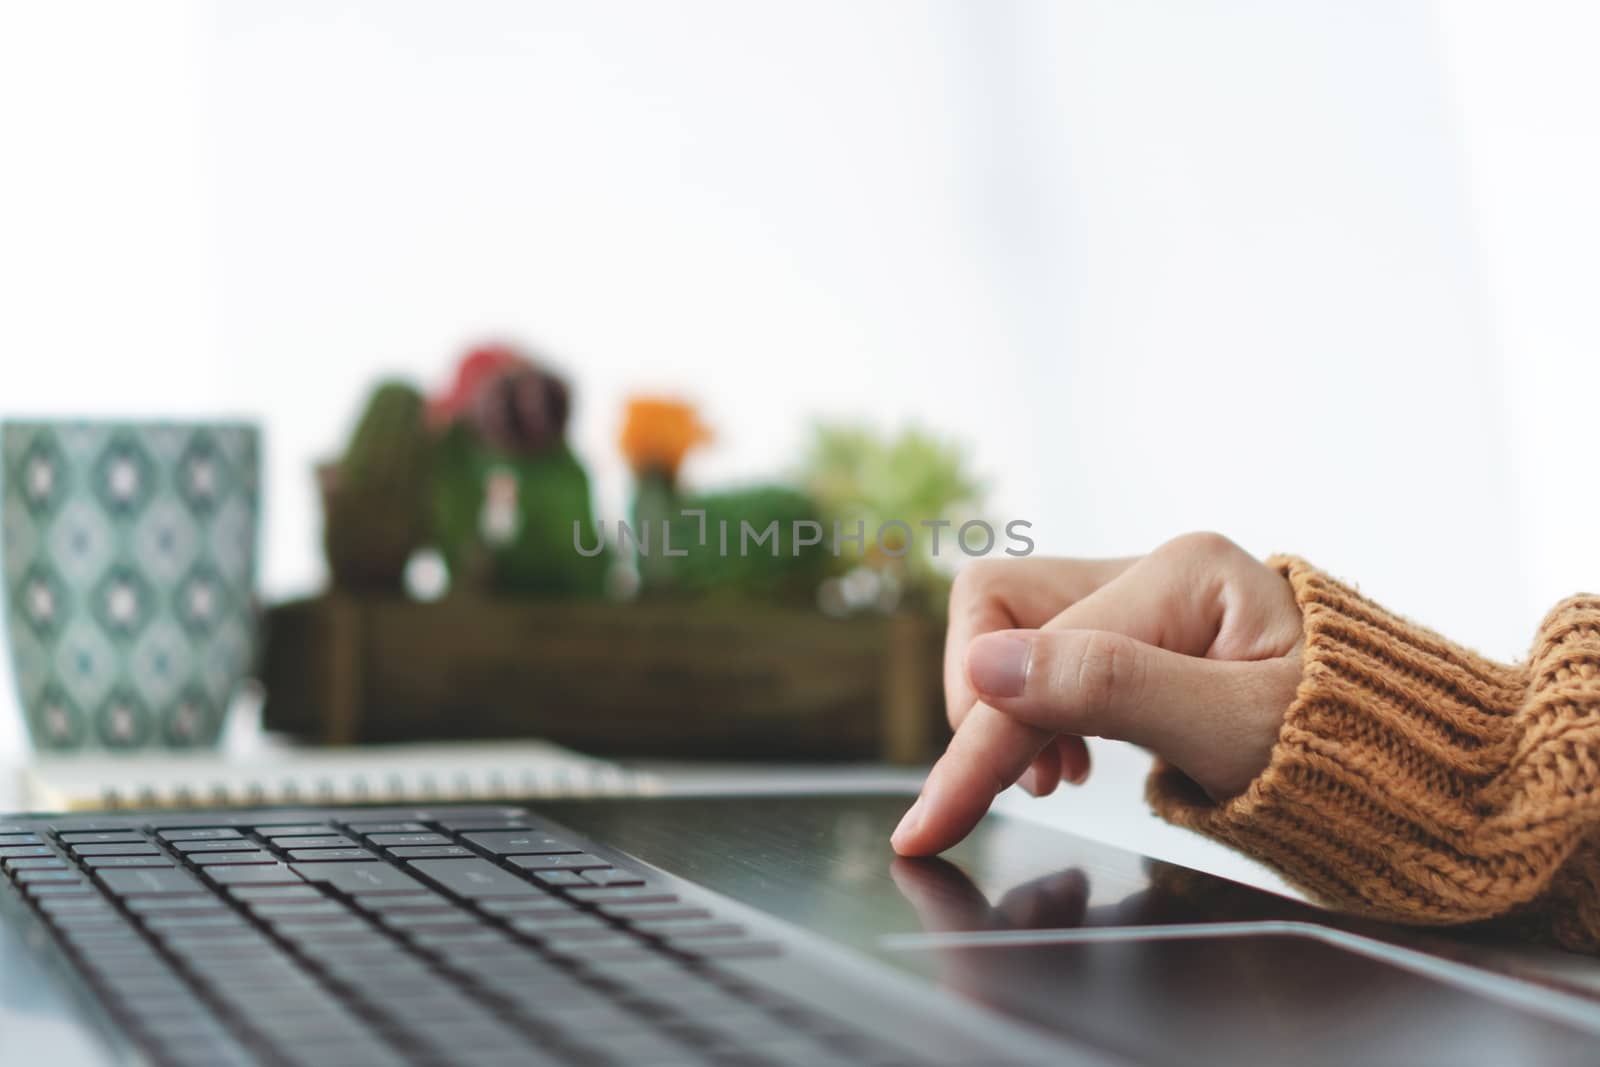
[430,422,607,597]
[342,381,430,494]
[663,484,832,603]
[797,421,985,608]
[323,380,431,592]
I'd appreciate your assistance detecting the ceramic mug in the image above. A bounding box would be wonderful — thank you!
[1,420,260,751]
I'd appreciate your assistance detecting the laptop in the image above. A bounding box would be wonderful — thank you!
[3,790,1598,1066]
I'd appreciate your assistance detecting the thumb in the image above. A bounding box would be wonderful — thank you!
[966,629,1294,796]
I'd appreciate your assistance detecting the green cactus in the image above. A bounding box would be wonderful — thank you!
[342,381,430,494]
[649,484,831,603]
[323,380,431,592]
[431,422,607,597]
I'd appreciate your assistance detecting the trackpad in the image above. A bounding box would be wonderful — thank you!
[887,931,1597,1067]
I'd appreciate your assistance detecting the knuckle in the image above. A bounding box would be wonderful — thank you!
[949,559,1001,607]
[1065,631,1140,729]
[1162,530,1240,563]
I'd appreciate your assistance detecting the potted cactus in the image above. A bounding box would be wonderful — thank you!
[321,380,431,592]
[320,346,607,598]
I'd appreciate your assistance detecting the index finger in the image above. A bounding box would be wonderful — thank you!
[891,702,1050,856]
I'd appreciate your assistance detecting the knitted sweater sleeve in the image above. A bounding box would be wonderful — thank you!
[1147,556,1600,953]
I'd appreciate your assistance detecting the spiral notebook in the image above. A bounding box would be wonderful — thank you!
[18,740,662,812]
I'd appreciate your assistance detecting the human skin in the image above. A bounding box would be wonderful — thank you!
[891,532,1305,856]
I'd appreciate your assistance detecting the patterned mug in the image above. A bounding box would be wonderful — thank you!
[1,420,261,751]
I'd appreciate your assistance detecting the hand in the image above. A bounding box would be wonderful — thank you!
[892,532,1304,856]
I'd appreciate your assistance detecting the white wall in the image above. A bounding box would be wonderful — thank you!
[966,1,1525,658]
[3,1,1597,765]
[1435,1,1600,633]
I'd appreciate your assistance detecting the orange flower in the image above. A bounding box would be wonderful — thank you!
[620,397,712,480]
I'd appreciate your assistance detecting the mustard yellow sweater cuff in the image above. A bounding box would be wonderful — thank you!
[1148,556,1600,952]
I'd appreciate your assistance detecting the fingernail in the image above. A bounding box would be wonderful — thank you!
[968,633,1030,698]
[892,795,928,849]
[1017,766,1041,796]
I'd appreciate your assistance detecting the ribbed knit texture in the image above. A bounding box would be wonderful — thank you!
[1148,556,1600,953]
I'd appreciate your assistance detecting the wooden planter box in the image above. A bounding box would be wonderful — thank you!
[258,596,949,764]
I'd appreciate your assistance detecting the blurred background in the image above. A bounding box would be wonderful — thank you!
[2,1,1598,766]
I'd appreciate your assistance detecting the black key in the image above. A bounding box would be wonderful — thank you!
[247,901,352,921]
[3,857,65,870]
[597,903,711,923]
[254,825,336,838]
[476,898,580,917]
[267,835,354,850]
[82,855,176,869]
[641,922,746,941]
[385,845,473,859]
[506,853,609,871]
[292,862,424,895]
[98,868,202,895]
[25,882,94,897]
[173,839,261,854]
[435,819,533,832]
[406,859,542,899]
[378,909,478,929]
[64,924,147,945]
[160,928,275,950]
[287,848,376,862]
[344,822,428,834]
[581,869,646,887]
[0,833,42,846]
[125,896,225,913]
[204,864,301,886]
[142,913,251,931]
[142,908,249,927]
[38,896,115,914]
[548,941,657,964]
[60,832,147,844]
[15,869,83,884]
[506,915,609,935]
[0,845,52,858]
[47,921,128,934]
[528,870,587,887]
[364,833,449,847]
[228,885,324,902]
[676,939,783,960]
[315,957,439,983]
[566,887,676,906]
[461,831,579,856]
[526,928,641,947]
[185,958,309,987]
[156,829,241,842]
[70,842,162,857]
[189,851,276,866]
[349,892,449,912]
[294,941,416,966]
[98,974,192,1000]
[269,919,375,939]
[398,925,516,948]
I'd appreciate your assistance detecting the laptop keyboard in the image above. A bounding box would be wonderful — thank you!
[0,809,913,1067]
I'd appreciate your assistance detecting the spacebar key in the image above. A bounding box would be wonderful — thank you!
[407,859,541,898]
[290,862,423,895]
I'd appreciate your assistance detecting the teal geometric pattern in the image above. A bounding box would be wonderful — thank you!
[2,421,260,752]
